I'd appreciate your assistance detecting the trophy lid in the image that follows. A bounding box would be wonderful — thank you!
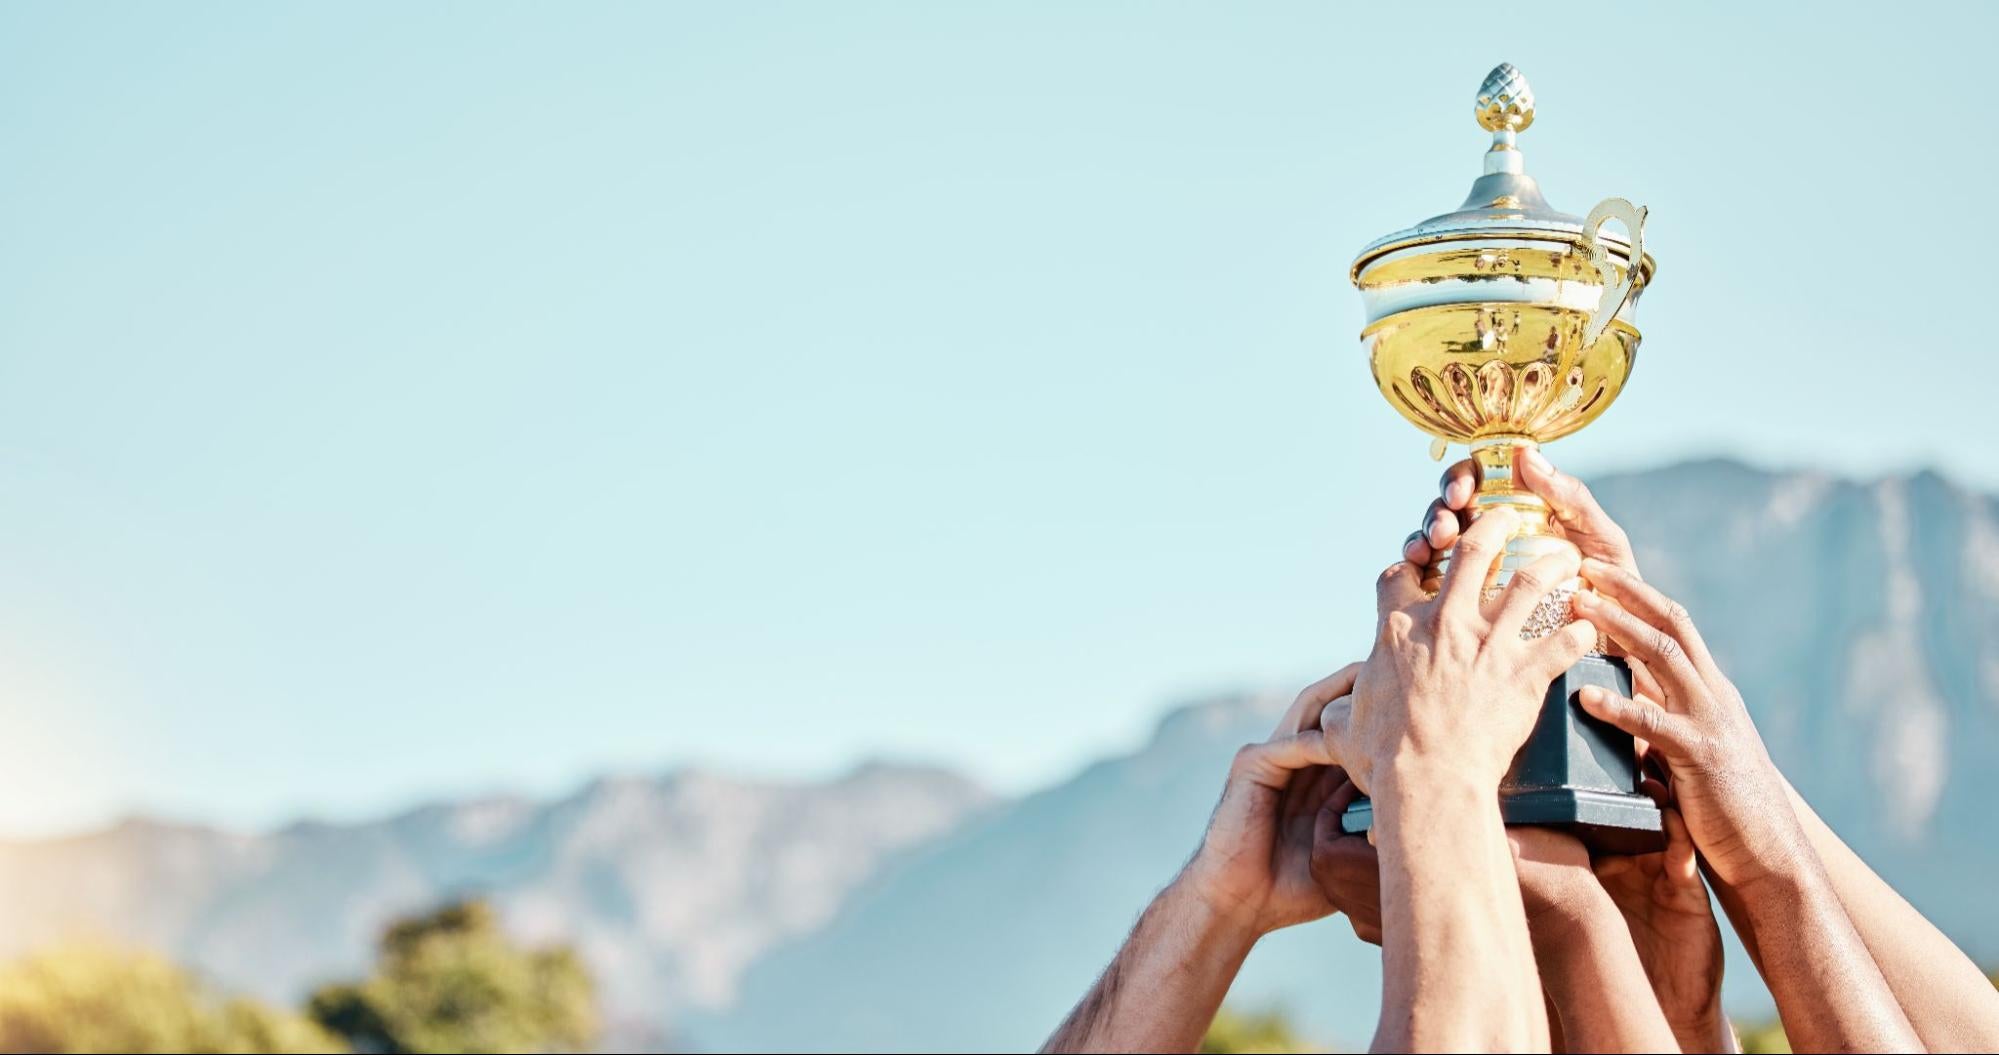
[1350,64,1644,279]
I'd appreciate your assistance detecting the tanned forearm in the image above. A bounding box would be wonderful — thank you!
[1715,856,1921,1053]
[1373,771,1547,1053]
[1040,878,1258,1053]
[1777,782,1999,1051]
[1529,884,1680,1053]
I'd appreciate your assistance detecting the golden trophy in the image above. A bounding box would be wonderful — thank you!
[1343,64,1662,851]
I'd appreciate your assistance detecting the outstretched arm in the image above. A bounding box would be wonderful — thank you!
[1327,511,1597,1051]
[1040,878,1259,1054]
[1042,665,1361,1053]
[1575,562,1920,1054]
[1766,779,1999,1051]
[1512,828,1680,1053]
[1371,768,1548,1052]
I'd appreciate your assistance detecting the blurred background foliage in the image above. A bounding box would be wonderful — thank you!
[0,943,341,1053]
[0,899,595,1055]
[1199,1005,1314,1053]
[0,933,1985,1052]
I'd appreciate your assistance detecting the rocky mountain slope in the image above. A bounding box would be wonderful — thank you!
[0,763,993,1045]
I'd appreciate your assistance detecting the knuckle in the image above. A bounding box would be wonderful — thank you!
[1509,569,1549,597]
[1650,628,1682,663]
[1230,743,1262,774]
[1635,703,1664,738]
[1664,600,1695,634]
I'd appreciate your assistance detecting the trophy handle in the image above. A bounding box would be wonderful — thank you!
[1580,197,1647,347]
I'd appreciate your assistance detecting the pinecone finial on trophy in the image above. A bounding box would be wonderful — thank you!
[1475,63,1535,134]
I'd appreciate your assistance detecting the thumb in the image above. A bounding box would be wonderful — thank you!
[1230,731,1336,790]
[1317,695,1353,763]
[1514,444,1637,570]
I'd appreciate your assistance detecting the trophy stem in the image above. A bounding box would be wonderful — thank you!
[1469,437,1552,531]
[1426,438,1576,591]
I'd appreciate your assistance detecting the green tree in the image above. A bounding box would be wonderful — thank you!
[1200,1005,1315,1054]
[1736,1018,1791,1054]
[307,898,596,1055]
[0,943,343,1054]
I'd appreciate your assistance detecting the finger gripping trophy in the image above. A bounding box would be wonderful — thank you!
[1345,64,1663,852]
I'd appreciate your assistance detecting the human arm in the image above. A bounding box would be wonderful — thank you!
[1512,828,1681,1053]
[1041,665,1360,1053]
[1592,797,1734,1053]
[1371,767,1547,1052]
[1324,510,1597,1051]
[1039,878,1261,1054]
[1313,808,1686,1053]
[1573,563,1921,1053]
[1752,779,1999,1052]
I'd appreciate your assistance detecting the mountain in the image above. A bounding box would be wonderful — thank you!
[0,762,994,1046]
[2,459,1998,1052]
[703,460,1999,1052]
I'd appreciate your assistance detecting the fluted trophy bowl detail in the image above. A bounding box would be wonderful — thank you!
[1365,305,1635,446]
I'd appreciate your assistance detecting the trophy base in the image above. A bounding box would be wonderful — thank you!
[1339,788,1664,856]
[1339,654,1664,855]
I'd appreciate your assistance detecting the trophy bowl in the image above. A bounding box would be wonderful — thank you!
[1360,264,1641,448]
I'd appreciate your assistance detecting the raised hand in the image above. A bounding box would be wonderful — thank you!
[1181,663,1361,934]
[1403,444,1638,576]
[1318,510,1597,1053]
[1325,507,1597,796]
[1568,561,1805,888]
[1042,663,1361,1053]
[1571,560,1920,1052]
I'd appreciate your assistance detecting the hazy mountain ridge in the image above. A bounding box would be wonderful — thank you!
[1,458,1996,1052]
[0,761,995,1041]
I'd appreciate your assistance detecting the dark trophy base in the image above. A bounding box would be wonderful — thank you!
[1341,653,1664,855]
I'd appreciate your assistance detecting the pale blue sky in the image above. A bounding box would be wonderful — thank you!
[0,1,1987,835]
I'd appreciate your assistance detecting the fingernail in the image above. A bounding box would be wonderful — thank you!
[1577,685,1602,706]
[1521,446,1553,474]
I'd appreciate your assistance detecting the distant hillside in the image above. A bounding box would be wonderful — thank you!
[0,763,994,1045]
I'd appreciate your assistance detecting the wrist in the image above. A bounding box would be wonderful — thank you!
[1373,757,1497,810]
[1725,845,1831,904]
[1519,867,1611,933]
[1529,900,1618,975]
[1711,811,1821,896]
[1166,868,1269,941]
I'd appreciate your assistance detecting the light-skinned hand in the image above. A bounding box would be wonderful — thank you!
[1179,663,1362,935]
[1321,508,1597,797]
